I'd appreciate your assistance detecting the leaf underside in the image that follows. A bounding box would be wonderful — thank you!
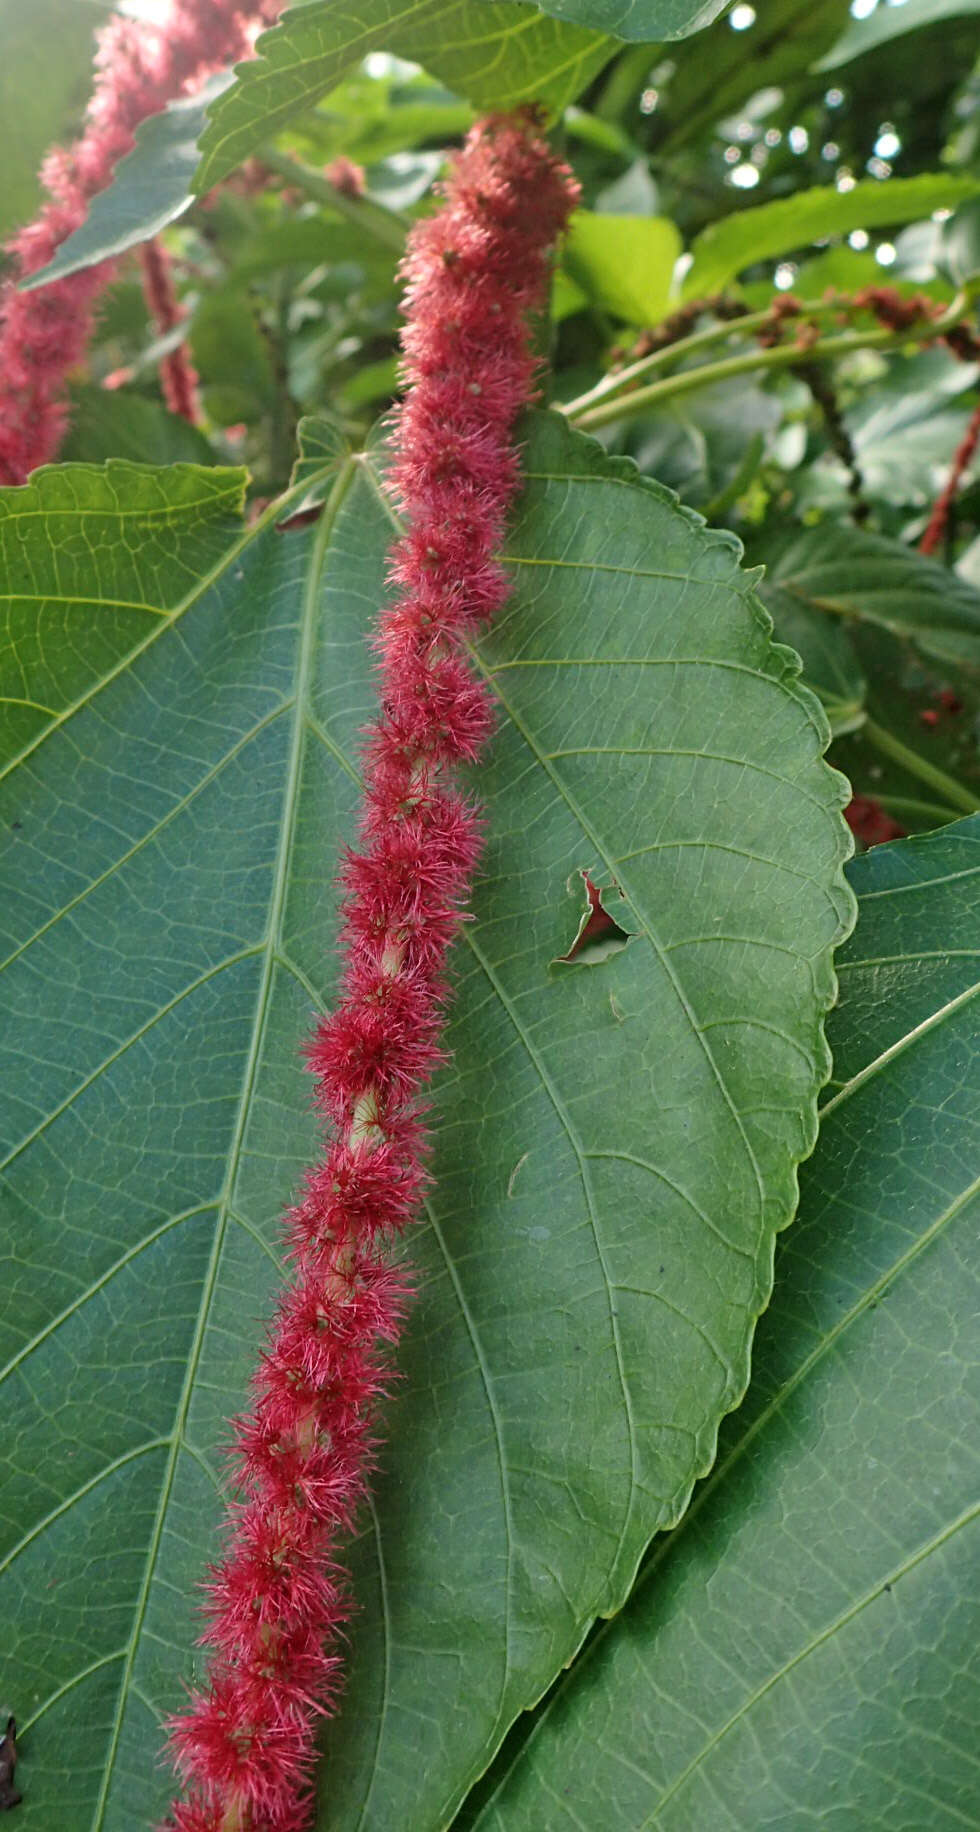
[0,413,851,1830]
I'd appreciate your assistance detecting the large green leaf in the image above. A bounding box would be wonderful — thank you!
[194,0,613,192]
[761,521,980,675]
[760,526,980,823]
[683,172,980,299]
[21,78,229,292]
[25,0,611,284]
[59,384,218,468]
[817,0,980,71]
[0,413,850,1828]
[0,0,109,240]
[512,0,729,43]
[563,209,682,322]
[463,813,980,1831]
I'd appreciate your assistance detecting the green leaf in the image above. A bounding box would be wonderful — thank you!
[462,813,980,1832]
[194,0,613,193]
[657,0,852,153]
[0,413,850,1828]
[760,521,980,674]
[511,0,729,44]
[683,172,980,299]
[942,197,980,287]
[59,384,217,468]
[0,0,109,241]
[21,77,229,292]
[190,287,276,424]
[563,210,681,322]
[621,374,782,513]
[830,623,980,829]
[761,584,867,736]
[817,0,980,71]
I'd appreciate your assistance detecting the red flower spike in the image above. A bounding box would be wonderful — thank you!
[138,238,201,424]
[164,112,579,1830]
[0,0,280,485]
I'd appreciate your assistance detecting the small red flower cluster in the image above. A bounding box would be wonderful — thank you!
[165,112,579,1832]
[0,0,280,485]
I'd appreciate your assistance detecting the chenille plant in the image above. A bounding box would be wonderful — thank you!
[1,1,978,1829]
[165,113,579,1832]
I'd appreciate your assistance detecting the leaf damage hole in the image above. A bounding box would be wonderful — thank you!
[553,871,632,968]
[0,1718,21,1811]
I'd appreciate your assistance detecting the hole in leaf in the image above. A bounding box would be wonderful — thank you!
[553,871,632,968]
[0,1718,21,1811]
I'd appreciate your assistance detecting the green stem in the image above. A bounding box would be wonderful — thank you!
[263,149,408,254]
[593,43,657,123]
[562,298,846,419]
[862,718,980,815]
[567,294,969,431]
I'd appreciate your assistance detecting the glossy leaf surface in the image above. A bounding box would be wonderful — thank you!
[683,172,980,299]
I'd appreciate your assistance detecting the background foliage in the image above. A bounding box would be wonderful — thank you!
[1,0,979,1825]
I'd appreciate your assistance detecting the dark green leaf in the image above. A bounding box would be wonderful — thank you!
[683,172,980,299]
[59,384,217,468]
[657,0,851,154]
[190,287,276,423]
[817,0,980,72]
[0,413,850,1828]
[463,814,980,1832]
[830,623,980,830]
[762,588,867,736]
[941,197,980,287]
[760,520,980,674]
[511,0,729,44]
[21,76,230,291]
[194,0,613,193]
[623,375,782,515]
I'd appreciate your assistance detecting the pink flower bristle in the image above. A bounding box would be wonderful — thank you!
[163,112,579,1831]
[0,0,280,485]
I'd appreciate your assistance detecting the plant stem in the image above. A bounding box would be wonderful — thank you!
[566,294,969,430]
[593,43,657,123]
[562,299,844,419]
[862,718,980,815]
[263,148,409,253]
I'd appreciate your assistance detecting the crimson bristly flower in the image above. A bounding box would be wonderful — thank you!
[165,112,579,1832]
[0,0,281,486]
[138,238,201,424]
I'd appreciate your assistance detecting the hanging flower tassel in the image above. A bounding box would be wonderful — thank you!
[138,237,201,424]
[920,397,980,557]
[165,111,579,1832]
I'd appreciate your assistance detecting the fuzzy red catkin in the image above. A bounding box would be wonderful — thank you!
[138,238,201,425]
[919,398,980,557]
[164,112,579,1832]
[0,0,280,486]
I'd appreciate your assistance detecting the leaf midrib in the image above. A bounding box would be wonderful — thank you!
[88,460,356,1830]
